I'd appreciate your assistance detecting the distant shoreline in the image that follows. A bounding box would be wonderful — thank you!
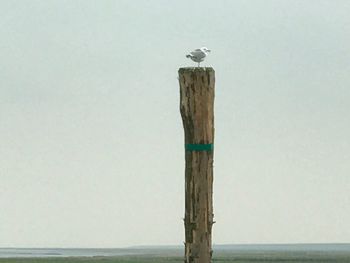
[1,244,350,258]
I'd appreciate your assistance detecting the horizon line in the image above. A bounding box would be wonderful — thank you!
[1,242,350,250]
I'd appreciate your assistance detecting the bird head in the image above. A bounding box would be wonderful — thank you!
[201,47,211,53]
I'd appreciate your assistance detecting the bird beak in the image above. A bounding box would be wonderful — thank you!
[207,49,211,52]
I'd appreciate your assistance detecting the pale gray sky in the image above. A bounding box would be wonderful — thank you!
[1,0,349,248]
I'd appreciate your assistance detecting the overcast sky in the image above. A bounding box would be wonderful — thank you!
[1,0,350,248]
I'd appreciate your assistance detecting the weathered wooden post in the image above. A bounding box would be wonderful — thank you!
[179,67,215,263]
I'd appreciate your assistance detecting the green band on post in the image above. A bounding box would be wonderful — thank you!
[185,144,213,151]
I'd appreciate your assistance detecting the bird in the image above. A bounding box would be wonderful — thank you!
[186,47,211,67]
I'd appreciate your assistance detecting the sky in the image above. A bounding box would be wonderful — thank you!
[0,0,349,248]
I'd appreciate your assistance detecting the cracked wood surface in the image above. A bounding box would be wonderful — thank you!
[179,67,215,263]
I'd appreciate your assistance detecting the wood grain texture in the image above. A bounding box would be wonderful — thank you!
[179,67,215,263]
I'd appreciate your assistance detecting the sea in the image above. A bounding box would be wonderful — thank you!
[0,248,140,258]
[0,244,349,258]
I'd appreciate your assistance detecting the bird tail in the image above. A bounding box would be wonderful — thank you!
[186,54,192,58]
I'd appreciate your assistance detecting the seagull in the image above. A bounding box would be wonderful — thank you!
[186,47,211,67]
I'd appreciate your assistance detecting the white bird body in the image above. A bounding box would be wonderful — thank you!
[186,47,211,67]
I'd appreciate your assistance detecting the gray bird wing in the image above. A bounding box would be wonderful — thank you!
[190,49,206,60]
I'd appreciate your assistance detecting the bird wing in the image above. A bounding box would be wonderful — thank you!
[190,50,206,60]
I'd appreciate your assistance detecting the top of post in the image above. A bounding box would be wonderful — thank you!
[178,67,215,74]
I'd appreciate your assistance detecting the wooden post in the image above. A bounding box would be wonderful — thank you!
[179,67,215,263]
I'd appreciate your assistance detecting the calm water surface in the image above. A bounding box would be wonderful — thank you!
[1,244,349,258]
